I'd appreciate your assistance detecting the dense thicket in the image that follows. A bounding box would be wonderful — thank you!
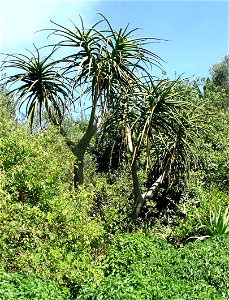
[1,74,228,298]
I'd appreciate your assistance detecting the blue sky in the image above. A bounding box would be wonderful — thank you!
[0,0,228,79]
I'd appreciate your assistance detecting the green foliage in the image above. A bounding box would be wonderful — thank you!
[86,168,133,231]
[0,270,70,300]
[168,185,229,241]
[197,85,229,191]
[0,99,74,192]
[0,86,16,117]
[164,78,229,241]
[77,232,229,299]
[0,124,73,207]
[210,54,229,96]
[199,205,229,236]
[0,108,104,295]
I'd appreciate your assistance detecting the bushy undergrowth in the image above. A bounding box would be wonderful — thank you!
[0,112,73,206]
[199,107,229,191]
[0,107,104,295]
[86,169,133,232]
[0,270,70,300]
[1,91,228,299]
[1,232,228,299]
[78,232,229,299]
[167,184,229,242]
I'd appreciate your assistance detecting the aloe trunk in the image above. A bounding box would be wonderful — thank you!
[72,99,98,186]
[130,153,173,220]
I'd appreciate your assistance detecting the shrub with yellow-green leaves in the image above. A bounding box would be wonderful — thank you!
[0,107,105,294]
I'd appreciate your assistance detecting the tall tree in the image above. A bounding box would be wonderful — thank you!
[210,54,229,94]
[101,78,201,219]
[1,14,164,186]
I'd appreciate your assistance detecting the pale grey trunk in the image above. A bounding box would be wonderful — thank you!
[142,172,166,200]
[126,124,145,220]
[131,169,167,220]
[130,154,173,220]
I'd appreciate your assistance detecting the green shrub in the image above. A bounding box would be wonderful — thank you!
[0,111,74,207]
[0,108,105,294]
[199,205,229,236]
[0,270,70,300]
[78,232,229,299]
[169,185,229,241]
[87,169,133,232]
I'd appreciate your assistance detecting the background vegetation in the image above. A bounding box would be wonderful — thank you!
[0,16,228,299]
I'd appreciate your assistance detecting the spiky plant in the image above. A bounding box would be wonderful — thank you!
[1,47,70,129]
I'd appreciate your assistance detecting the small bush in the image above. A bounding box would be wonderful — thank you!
[0,270,70,300]
[169,185,229,241]
[0,112,74,207]
[200,205,229,236]
[87,169,133,232]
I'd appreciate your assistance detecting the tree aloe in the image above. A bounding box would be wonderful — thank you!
[101,78,202,219]
[1,47,70,128]
[1,14,164,186]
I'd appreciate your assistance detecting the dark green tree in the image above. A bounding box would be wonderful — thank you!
[210,54,229,94]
